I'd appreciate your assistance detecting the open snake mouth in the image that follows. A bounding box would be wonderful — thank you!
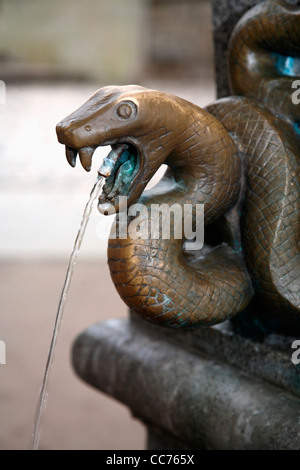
[65,141,140,210]
[98,143,140,204]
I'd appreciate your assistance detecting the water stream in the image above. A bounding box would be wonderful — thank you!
[30,175,104,450]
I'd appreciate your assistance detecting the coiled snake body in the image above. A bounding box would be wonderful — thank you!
[56,0,300,328]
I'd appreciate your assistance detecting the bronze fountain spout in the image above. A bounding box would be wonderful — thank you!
[56,0,300,329]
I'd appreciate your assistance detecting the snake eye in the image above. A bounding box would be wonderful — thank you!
[116,101,137,119]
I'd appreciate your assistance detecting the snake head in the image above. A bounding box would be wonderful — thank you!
[56,85,175,214]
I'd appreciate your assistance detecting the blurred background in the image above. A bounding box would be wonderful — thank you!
[0,0,215,450]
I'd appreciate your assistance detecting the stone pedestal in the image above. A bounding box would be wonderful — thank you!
[72,314,300,450]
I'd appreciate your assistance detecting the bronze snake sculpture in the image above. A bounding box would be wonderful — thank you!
[56,0,300,328]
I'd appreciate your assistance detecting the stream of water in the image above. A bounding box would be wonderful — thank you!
[30,175,104,450]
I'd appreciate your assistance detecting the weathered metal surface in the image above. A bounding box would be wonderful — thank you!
[72,318,300,450]
[56,86,254,327]
[57,0,300,329]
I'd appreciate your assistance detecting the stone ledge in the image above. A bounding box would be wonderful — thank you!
[129,313,300,399]
[72,317,300,450]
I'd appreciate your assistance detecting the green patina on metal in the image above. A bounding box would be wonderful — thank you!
[57,0,300,332]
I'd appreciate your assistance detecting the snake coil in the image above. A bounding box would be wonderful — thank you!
[56,0,300,328]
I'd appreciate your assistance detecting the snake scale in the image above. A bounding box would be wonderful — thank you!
[56,0,300,328]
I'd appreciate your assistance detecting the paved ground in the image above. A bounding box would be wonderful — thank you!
[0,260,145,450]
[0,80,215,450]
